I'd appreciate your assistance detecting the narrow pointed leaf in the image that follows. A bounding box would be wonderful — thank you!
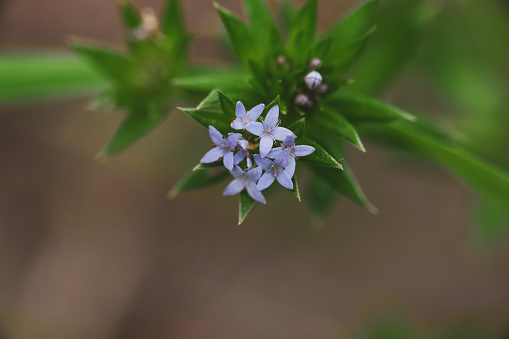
[72,43,132,81]
[161,0,190,48]
[120,1,143,30]
[244,0,284,53]
[310,109,365,152]
[327,91,416,124]
[298,137,343,169]
[239,191,256,225]
[215,3,258,67]
[307,163,378,214]
[288,117,305,138]
[218,90,236,119]
[287,0,317,68]
[291,174,301,201]
[197,89,220,109]
[179,107,231,134]
[170,165,229,197]
[328,0,378,41]
[101,107,169,157]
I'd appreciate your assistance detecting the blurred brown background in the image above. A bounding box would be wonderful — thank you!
[1,0,509,338]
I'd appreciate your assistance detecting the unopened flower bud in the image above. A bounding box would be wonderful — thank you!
[277,56,290,69]
[316,84,328,95]
[304,71,323,90]
[295,94,312,108]
[308,58,322,70]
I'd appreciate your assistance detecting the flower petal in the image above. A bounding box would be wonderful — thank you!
[285,157,296,178]
[223,151,234,170]
[223,179,245,196]
[245,122,265,136]
[259,134,274,158]
[272,127,295,141]
[246,181,266,204]
[276,169,293,189]
[231,119,245,130]
[227,133,242,149]
[200,146,227,163]
[247,104,264,121]
[233,151,246,165]
[208,125,225,145]
[257,171,275,191]
[293,145,315,157]
[253,154,273,171]
[246,166,263,181]
[274,149,289,168]
[264,105,279,128]
[235,101,247,118]
[283,135,296,148]
[266,147,282,159]
[230,165,244,178]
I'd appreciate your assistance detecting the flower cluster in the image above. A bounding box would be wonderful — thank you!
[200,102,315,204]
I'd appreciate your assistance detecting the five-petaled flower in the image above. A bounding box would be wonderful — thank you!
[200,126,242,171]
[267,135,315,178]
[231,101,265,130]
[246,105,295,158]
[223,166,266,204]
[253,154,293,191]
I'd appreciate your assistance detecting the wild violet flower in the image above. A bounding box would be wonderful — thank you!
[246,105,295,158]
[231,101,265,130]
[200,126,241,170]
[254,154,293,191]
[267,135,315,177]
[223,166,266,204]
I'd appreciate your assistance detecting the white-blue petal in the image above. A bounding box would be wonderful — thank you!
[266,147,282,159]
[223,179,245,196]
[246,181,266,204]
[264,105,279,128]
[276,169,293,189]
[200,147,227,163]
[272,127,295,141]
[208,126,225,145]
[245,122,265,136]
[235,101,247,118]
[293,145,315,156]
[285,157,296,178]
[246,104,264,121]
[259,134,274,158]
[257,171,275,191]
[223,151,234,170]
[231,119,245,130]
[253,154,273,171]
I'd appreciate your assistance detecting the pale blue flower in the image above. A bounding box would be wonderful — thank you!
[231,101,265,130]
[246,105,295,158]
[200,126,240,171]
[223,166,266,204]
[267,135,315,177]
[254,154,293,191]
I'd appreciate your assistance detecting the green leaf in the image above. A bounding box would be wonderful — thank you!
[298,137,343,169]
[307,175,336,219]
[100,106,169,157]
[364,120,509,204]
[197,89,220,109]
[239,191,256,225]
[161,0,190,49]
[278,1,297,35]
[72,43,132,82]
[218,90,236,119]
[328,0,378,42]
[170,165,230,197]
[215,3,258,67]
[263,95,281,116]
[0,53,106,104]
[178,107,231,134]
[348,1,437,95]
[120,1,143,30]
[326,91,416,124]
[244,0,284,54]
[287,0,318,68]
[307,164,378,214]
[288,117,305,138]
[291,174,301,201]
[310,108,366,152]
